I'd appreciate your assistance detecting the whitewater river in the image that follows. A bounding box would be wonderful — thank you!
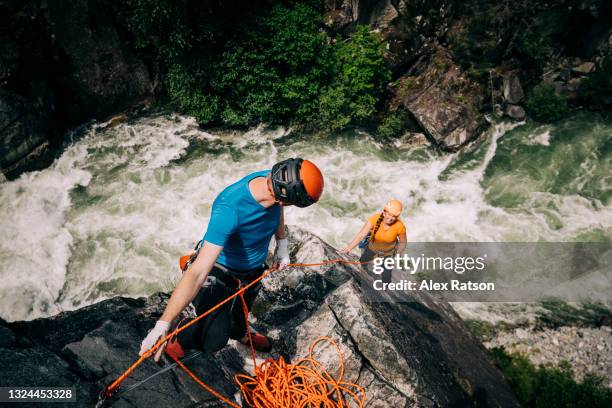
[0,113,610,321]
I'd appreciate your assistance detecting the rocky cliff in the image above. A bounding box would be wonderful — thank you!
[324,0,612,146]
[0,228,519,407]
[0,0,155,180]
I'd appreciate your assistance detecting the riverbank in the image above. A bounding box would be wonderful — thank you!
[2,1,610,179]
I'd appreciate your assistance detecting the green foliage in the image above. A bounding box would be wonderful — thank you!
[490,347,612,407]
[525,84,569,122]
[319,26,390,131]
[537,299,612,328]
[463,319,497,341]
[448,1,559,87]
[127,1,389,131]
[209,3,335,126]
[515,31,551,67]
[579,56,612,111]
[128,0,199,62]
[514,30,553,85]
[377,109,411,139]
[166,64,220,124]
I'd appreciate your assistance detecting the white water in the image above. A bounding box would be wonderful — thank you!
[0,114,610,321]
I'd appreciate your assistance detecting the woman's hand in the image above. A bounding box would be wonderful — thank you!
[340,246,352,254]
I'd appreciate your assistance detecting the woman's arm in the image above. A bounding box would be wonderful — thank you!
[340,221,372,253]
[396,232,407,254]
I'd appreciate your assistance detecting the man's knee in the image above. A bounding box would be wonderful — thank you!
[200,311,232,352]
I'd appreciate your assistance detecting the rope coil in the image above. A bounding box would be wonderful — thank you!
[236,337,365,408]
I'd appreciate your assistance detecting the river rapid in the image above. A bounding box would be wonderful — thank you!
[0,113,610,321]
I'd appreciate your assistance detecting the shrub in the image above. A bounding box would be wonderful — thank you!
[525,84,569,122]
[377,109,411,139]
[167,64,219,124]
[579,56,612,112]
[514,30,552,86]
[490,347,612,407]
[318,26,390,131]
[137,2,390,131]
[208,3,334,127]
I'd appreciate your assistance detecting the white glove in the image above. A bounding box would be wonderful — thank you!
[275,238,290,268]
[139,320,169,357]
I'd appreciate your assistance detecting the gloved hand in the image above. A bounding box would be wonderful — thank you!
[139,320,169,361]
[274,238,290,269]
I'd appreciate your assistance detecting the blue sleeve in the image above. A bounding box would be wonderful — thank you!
[203,203,238,247]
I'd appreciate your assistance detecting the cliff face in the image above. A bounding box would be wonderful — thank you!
[0,228,520,407]
[0,0,154,180]
[324,0,612,148]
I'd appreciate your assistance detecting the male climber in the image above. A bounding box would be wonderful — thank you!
[139,158,324,361]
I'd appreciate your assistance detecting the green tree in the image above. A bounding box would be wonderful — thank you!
[525,84,569,122]
[319,26,390,131]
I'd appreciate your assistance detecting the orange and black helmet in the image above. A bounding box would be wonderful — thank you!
[271,158,324,207]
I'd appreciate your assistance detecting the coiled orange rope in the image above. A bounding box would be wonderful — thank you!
[101,258,368,407]
[235,337,365,408]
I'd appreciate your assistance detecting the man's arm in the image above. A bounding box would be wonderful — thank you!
[143,241,222,361]
[160,241,222,323]
[274,207,289,267]
[275,206,286,239]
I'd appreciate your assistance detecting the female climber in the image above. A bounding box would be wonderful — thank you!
[340,199,407,283]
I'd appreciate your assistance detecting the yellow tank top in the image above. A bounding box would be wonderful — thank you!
[367,212,406,253]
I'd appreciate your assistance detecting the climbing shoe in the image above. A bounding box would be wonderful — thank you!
[239,330,272,353]
[165,336,186,360]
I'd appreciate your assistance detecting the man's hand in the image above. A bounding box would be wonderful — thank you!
[274,238,290,269]
[139,320,170,362]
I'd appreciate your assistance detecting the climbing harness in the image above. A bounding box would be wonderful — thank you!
[98,258,369,407]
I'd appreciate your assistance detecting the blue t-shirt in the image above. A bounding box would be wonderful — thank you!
[203,170,280,271]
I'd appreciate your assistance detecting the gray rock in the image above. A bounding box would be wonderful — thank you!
[1,0,154,180]
[0,322,16,347]
[0,346,96,404]
[553,81,570,96]
[394,132,429,148]
[572,62,596,75]
[323,1,451,72]
[568,78,583,95]
[395,47,488,151]
[505,104,526,121]
[503,72,525,104]
[1,228,520,407]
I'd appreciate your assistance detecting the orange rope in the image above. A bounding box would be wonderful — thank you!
[168,352,241,408]
[103,258,368,406]
[235,337,365,408]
